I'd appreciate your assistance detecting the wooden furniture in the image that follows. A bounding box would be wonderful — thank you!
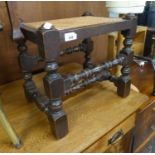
[108,26,147,59]
[15,13,137,139]
[0,63,148,152]
[118,26,147,56]
[108,26,147,76]
[0,22,22,149]
[130,62,155,152]
[1,1,108,85]
[134,27,155,96]
[133,100,155,152]
[108,26,155,97]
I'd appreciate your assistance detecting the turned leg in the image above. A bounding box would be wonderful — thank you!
[17,41,38,102]
[83,38,94,69]
[117,34,133,97]
[82,12,94,69]
[43,61,68,139]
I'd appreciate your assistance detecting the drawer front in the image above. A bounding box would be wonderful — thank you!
[105,129,134,153]
[133,101,155,151]
[84,114,135,153]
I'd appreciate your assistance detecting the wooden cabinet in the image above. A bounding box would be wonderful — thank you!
[105,130,134,153]
[133,101,155,152]
[84,114,135,152]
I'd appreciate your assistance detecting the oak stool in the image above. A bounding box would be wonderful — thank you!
[17,13,137,139]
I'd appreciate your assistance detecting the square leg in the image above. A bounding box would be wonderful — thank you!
[48,106,68,139]
[117,67,131,97]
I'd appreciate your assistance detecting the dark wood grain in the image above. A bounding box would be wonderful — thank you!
[130,62,155,152]
[133,101,155,151]
[0,2,22,85]
[131,62,155,98]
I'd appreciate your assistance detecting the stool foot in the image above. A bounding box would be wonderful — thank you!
[117,76,131,98]
[48,109,68,139]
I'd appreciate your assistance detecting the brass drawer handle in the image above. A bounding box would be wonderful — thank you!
[108,129,124,145]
